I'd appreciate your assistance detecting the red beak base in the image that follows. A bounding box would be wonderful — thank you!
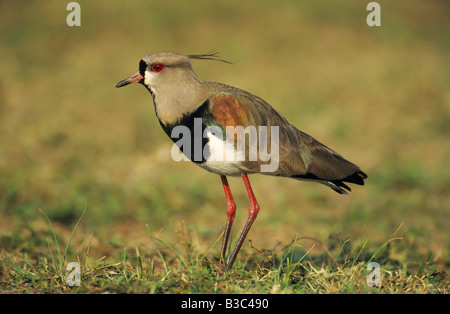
[116,71,144,88]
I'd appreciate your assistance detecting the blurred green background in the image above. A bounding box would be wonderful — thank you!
[0,1,448,271]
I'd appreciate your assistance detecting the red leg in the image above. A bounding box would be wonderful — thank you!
[220,176,236,265]
[226,173,260,270]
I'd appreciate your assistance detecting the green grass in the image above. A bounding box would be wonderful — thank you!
[0,0,449,293]
[0,209,447,293]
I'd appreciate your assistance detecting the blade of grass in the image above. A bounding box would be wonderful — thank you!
[365,223,404,267]
[331,238,351,270]
[39,208,63,276]
[286,243,316,277]
[153,237,188,268]
[122,248,129,281]
[199,232,223,262]
[45,238,59,276]
[156,250,169,274]
[352,238,368,269]
[82,233,94,273]
[136,246,143,279]
[63,206,87,264]
[417,251,433,277]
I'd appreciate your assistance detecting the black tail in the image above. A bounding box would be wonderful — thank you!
[328,170,367,194]
[292,170,367,194]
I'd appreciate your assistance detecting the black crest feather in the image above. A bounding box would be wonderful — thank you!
[187,51,233,64]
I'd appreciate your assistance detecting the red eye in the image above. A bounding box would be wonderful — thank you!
[151,64,165,72]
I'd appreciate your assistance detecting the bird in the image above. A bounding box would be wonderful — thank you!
[116,51,367,271]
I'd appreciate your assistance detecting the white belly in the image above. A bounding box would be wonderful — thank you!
[198,131,245,176]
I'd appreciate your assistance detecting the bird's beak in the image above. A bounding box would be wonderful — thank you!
[115,71,144,88]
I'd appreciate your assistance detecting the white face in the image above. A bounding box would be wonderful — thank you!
[144,70,158,90]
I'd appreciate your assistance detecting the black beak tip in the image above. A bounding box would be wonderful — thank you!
[115,80,130,88]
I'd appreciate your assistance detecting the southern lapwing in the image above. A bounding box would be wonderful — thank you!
[116,51,367,270]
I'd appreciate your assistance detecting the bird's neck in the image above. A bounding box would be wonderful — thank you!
[151,80,209,126]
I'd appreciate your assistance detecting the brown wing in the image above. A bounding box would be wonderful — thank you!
[208,89,367,193]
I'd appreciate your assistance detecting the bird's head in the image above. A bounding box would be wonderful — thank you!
[116,51,230,93]
[115,51,193,92]
[116,51,230,125]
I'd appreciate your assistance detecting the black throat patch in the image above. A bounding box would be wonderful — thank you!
[158,100,213,164]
